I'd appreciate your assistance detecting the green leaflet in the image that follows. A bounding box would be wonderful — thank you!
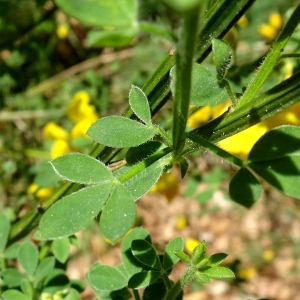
[170,64,228,108]
[248,125,300,199]
[163,237,184,270]
[86,262,128,292]
[39,183,112,239]
[212,39,232,80]
[229,168,262,208]
[17,241,39,277]
[87,116,156,148]
[50,153,113,185]
[55,0,137,28]
[121,227,151,278]
[100,184,136,244]
[86,28,136,48]
[129,85,152,125]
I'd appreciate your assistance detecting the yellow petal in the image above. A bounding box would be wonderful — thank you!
[67,91,92,123]
[237,267,257,280]
[185,238,200,255]
[188,106,212,129]
[218,124,268,159]
[50,139,71,159]
[269,13,282,31]
[36,187,53,202]
[150,172,179,202]
[176,215,187,230]
[71,118,94,139]
[258,24,278,40]
[43,122,69,140]
[27,183,39,195]
[263,249,275,261]
[56,23,69,39]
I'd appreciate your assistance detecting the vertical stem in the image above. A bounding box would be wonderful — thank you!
[172,6,201,157]
[236,3,300,108]
[133,289,141,300]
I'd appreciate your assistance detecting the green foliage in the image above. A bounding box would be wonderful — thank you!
[87,116,156,148]
[99,184,136,244]
[248,125,300,198]
[229,168,262,208]
[39,184,112,239]
[50,153,113,185]
[2,0,300,299]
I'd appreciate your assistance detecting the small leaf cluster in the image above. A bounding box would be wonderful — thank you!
[175,241,235,285]
[0,213,84,300]
[83,229,233,300]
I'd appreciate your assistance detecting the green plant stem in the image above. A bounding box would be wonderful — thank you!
[162,272,172,290]
[236,3,300,108]
[222,79,238,107]
[173,6,201,157]
[117,147,172,183]
[133,289,141,300]
[163,267,194,300]
[192,70,300,143]
[186,132,244,167]
[279,53,300,60]
[154,125,173,147]
[8,211,41,245]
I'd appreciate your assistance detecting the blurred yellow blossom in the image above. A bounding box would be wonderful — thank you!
[43,122,69,140]
[188,100,300,159]
[71,118,95,140]
[27,183,53,202]
[176,215,187,230]
[185,238,200,255]
[50,139,71,158]
[188,101,230,129]
[56,23,69,39]
[258,12,282,40]
[237,267,257,280]
[269,13,282,31]
[263,249,275,261]
[67,91,99,123]
[218,123,268,159]
[150,172,179,202]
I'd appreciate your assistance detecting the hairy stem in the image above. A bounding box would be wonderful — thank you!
[173,6,201,157]
[236,3,300,108]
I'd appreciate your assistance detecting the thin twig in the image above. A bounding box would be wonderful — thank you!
[24,49,134,98]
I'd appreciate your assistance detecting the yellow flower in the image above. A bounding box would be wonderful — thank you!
[67,91,99,123]
[43,122,69,140]
[185,238,200,255]
[50,139,71,158]
[263,249,275,262]
[188,100,231,129]
[237,267,257,280]
[258,12,282,40]
[150,172,179,202]
[176,215,187,230]
[27,183,53,202]
[56,23,69,39]
[218,123,268,159]
[188,106,212,129]
[71,118,94,140]
[269,13,282,31]
[218,102,300,159]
